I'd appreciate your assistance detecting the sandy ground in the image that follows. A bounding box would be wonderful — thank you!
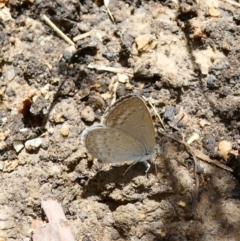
[0,0,240,240]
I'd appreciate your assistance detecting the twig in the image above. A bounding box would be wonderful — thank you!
[73,30,94,42]
[158,129,233,172]
[220,0,240,7]
[158,128,233,214]
[42,15,75,46]
[158,129,199,213]
[32,199,75,241]
[87,64,134,76]
[143,96,165,130]
[104,0,115,22]
[192,147,233,172]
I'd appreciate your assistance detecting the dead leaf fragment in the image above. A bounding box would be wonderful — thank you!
[32,199,75,241]
[218,140,232,161]
[135,34,157,52]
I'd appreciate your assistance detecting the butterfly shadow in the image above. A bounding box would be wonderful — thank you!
[80,161,161,200]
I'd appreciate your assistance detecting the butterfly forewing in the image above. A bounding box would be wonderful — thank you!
[102,96,155,154]
[85,126,146,163]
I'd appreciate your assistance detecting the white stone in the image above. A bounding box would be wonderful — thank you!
[13,140,24,153]
[25,138,42,151]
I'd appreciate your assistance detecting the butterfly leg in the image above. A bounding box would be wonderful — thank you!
[122,160,139,176]
[142,160,150,176]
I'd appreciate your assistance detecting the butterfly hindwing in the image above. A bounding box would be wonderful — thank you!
[84,125,146,163]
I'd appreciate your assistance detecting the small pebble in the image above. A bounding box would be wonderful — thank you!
[0,161,4,170]
[2,117,7,124]
[202,135,215,151]
[48,127,54,134]
[117,73,129,83]
[218,140,232,161]
[78,86,90,99]
[5,87,16,97]
[25,138,42,151]
[13,140,24,153]
[40,84,50,95]
[196,164,204,174]
[233,9,240,24]
[53,113,65,123]
[81,106,95,122]
[125,82,133,90]
[88,95,105,110]
[79,211,88,221]
[7,68,15,81]
[178,201,186,208]
[163,106,175,121]
[3,159,19,172]
[77,22,91,32]
[61,123,70,137]
[0,141,7,151]
[199,119,211,127]
[20,128,29,132]
[208,7,220,17]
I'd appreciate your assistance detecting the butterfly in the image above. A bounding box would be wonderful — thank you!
[81,95,156,174]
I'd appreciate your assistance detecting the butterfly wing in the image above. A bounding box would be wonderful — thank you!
[102,95,155,154]
[84,125,146,163]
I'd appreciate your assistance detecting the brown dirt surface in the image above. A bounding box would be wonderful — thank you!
[1,0,240,240]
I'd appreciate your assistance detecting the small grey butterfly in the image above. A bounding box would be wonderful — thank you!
[81,95,156,173]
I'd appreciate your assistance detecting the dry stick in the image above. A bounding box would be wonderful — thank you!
[73,30,93,42]
[143,96,166,130]
[221,0,240,7]
[185,144,199,213]
[158,129,234,172]
[42,15,75,46]
[165,120,233,171]
[104,0,115,22]
[87,64,134,77]
[191,147,233,172]
[32,199,75,241]
[158,129,199,213]
[158,128,233,213]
